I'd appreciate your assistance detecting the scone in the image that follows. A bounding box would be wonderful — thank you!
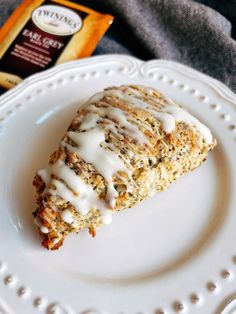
[33,85,216,250]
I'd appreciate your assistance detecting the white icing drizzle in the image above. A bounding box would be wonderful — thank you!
[48,160,100,216]
[89,104,148,144]
[80,104,149,145]
[89,89,213,144]
[61,209,74,224]
[50,179,81,211]
[166,97,213,143]
[66,128,130,208]
[37,160,112,226]
[37,169,50,186]
[101,210,113,225]
[148,110,176,133]
[80,112,99,130]
[80,113,124,142]
[34,217,49,234]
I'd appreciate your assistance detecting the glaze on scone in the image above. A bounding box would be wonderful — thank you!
[33,85,216,249]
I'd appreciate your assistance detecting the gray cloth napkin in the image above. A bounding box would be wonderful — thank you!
[1,0,236,92]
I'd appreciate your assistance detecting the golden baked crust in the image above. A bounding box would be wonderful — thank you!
[33,85,216,249]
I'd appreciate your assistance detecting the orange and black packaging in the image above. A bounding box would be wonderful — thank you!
[0,0,114,89]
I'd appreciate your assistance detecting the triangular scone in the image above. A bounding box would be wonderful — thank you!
[33,85,216,249]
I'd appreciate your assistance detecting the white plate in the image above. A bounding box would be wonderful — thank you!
[0,55,236,314]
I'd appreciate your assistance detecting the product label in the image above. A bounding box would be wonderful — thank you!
[0,1,87,78]
[32,5,82,36]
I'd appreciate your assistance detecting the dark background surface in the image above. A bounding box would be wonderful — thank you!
[1,0,236,94]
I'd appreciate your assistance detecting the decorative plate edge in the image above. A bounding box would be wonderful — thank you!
[0,54,236,110]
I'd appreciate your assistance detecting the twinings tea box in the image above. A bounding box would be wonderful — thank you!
[0,0,114,89]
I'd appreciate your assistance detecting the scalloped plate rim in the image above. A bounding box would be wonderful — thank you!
[0,54,236,108]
